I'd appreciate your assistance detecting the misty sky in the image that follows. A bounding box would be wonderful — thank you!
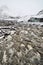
[0,0,43,16]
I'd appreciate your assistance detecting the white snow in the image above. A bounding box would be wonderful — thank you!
[33,14,43,18]
[17,15,31,22]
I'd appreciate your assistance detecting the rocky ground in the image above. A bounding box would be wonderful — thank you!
[0,22,43,65]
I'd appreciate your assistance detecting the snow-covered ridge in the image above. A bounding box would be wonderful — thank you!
[0,5,43,23]
[17,10,43,22]
[32,10,43,18]
[37,10,43,15]
[17,15,32,22]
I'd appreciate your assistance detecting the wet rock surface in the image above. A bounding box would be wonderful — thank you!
[0,22,43,65]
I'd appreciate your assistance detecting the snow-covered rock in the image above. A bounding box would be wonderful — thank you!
[32,10,43,18]
[17,15,31,22]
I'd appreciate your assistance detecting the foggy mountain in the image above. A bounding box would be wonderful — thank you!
[0,5,10,19]
[0,5,43,23]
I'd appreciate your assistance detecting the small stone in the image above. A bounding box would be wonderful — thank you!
[41,43,43,48]
[20,38,23,41]
[3,51,7,63]
[36,52,41,61]
[10,30,15,35]
[21,44,25,47]
[0,35,4,39]
[20,30,28,34]
[24,31,28,34]
[9,48,14,57]
[25,48,28,54]
[6,35,12,41]
[27,45,33,50]
[17,51,22,57]
[27,28,30,30]
[0,30,1,32]
[42,37,43,39]
[31,32,37,38]
[6,42,14,48]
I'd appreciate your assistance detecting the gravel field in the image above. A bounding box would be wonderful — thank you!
[0,22,43,65]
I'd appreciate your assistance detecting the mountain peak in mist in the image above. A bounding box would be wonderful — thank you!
[37,10,43,15]
[0,5,10,19]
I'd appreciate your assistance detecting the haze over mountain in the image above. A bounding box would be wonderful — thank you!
[0,5,43,23]
[0,0,43,16]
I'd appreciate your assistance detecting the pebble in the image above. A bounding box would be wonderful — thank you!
[0,35,4,39]
[42,37,43,39]
[20,44,25,47]
[20,30,28,34]
[10,30,15,35]
[17,51,22,57]
[6,35,12,41]
[27,45,33,50]
[3,51,7,63]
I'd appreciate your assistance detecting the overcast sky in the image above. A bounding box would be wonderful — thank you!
[0,0,43,16]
